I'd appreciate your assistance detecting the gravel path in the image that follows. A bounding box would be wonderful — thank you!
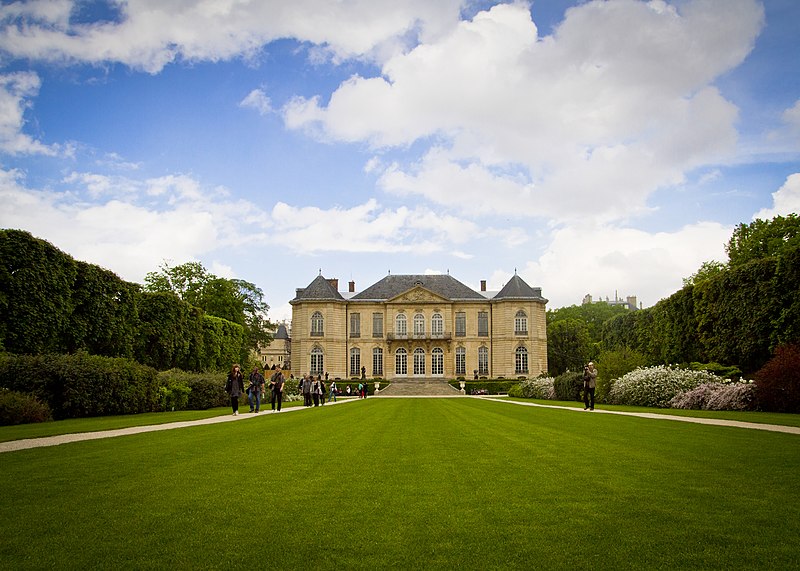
[2,396,797,454]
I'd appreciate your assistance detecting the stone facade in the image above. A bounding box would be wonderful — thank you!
[290,273,548,380]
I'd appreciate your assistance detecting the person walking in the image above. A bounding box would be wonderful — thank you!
[583,362,597,411]
[225,364,245,416]
[303,374,313,407]
[248,366,265,413]
[312,376,321,407]
[319,377,326,406]
[328,380,337,402]
[270,368,285,412]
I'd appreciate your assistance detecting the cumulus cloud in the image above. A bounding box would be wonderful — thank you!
[754,173,800,220]
[283,0,763,223]
[0,71,61,155]
[240,88,273,115]
[0,0,464,73]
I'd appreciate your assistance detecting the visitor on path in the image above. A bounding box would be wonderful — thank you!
[248,366,265,413]
[312,376,321,406]
[303,374,313,407]
[320,377,326,405]
[346,385,351,396]
[357,382,363,399]
[224,364,245,416]
[583,362,597,411]
[270,368,285,412]
[328,380,337,402]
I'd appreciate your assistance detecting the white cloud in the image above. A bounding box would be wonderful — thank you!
[284,0,763,223]
[509,220,732,309]
[0,71,61,156]
[754,173,800,220]
[0,0,464,73]
[783,100,800,131]
[240,88,272,116]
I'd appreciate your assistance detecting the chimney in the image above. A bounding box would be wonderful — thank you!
[349,280,356,293]
[480,280,487,292]
[327,278,339,291]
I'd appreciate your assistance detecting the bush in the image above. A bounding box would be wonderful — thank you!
[608,365,721,408]
[0,389,53,425]
[689,362,743,380]
[553,371,583,402]
[754,344,800,413]
[512,377,556,399]
[596,348,649,403]
[669,381,757,411]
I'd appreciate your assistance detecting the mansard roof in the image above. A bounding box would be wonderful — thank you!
[290,275,345,303]
[274,324,289,339]
[351,274,486,302]
[493,274,548,303]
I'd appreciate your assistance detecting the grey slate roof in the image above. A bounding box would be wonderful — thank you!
[290,275,345,303]
[493,274,548,302]
[351,274,486,301]
[274,324,289,339]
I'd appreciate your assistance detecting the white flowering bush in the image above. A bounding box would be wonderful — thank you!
[670,381,756,411]
[608,365,721,408]
[512,377,556,400]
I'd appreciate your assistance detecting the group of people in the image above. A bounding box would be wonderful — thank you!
[224,364,286,415]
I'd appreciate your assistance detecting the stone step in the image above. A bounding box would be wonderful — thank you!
[376,378,462,396]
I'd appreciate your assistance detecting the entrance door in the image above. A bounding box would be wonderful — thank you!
[413,348,425,376]
[395,348,408,377]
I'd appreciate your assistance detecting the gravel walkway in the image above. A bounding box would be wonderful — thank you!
[2,396,797,454]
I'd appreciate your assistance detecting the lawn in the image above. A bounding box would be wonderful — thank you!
[1,398,798,570]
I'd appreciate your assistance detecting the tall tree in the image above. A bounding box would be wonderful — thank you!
[726,214,800,267]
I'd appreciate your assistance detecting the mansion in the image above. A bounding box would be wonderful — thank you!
[290,273,548,380]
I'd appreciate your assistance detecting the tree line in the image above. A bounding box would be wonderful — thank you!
[548,214,800,377]
[0,229,272,371]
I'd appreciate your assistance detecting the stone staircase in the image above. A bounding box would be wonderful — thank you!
[375,378,463,397]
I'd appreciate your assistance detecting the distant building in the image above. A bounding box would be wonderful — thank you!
[582,292,639,310]
[257,321,291,370]
[290,272,548,380]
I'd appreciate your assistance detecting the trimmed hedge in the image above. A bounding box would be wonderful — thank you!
[0,352,159,420]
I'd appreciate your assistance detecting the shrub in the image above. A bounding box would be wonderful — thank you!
[512,377,556,399]
[608,365,720,408]
[754,344,800,413]
[596,348,649,403]
[553,371,583,402]
[689,362,743,380]
[0,389,53,425]
[669,381,757,411]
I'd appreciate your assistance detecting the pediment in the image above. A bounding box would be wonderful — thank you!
[388,285,449,304]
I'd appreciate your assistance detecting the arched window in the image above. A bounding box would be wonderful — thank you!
[478,346,489,375]
[395,313,407,336]
[515,346,529,374]
[413,313,425,336]
[350,348,361,377]
[311,346,324,375]
[395,347,408,376]
[431,313,443,336]
[431,347,444,376]
[311,311,324,336]
[413,347,425,375]
[455,347,466,375]
[515,310,528,335]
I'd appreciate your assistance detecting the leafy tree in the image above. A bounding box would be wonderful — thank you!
[682,260,726,287]
[548,302,629,344]
[726,214,800,267]
[547,318,592,375]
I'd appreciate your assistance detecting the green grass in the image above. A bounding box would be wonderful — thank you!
[1,398,799,569]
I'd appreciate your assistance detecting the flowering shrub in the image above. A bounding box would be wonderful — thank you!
[512,377,556,400]
[608,365,721,408]
[669,381,757,411]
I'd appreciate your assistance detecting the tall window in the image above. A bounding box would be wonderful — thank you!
[431,313,443,336]
[395,348,408,376]
[455,312,466,337]
[396,313,407,336]
[311,311,324,336]
[455,347,466,375]
[413,313,425,336]
[413,347,425,375]
[350,348,361,376]
[373,348,383,376]
[515,346,529,374]
[478,346,489,375]
[432,347,444,375]
[311,347,324,375]
[350,313,360,337]
[515,310,528,335]
[372,313,383,337]
[478,311,489,337]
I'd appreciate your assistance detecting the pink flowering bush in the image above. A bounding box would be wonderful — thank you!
[608,365,721,408]
[669,381,757,411]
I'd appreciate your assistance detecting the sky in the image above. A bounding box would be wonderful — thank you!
[1,0,798,324]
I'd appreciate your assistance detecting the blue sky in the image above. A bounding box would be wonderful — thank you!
[1,0,798,323]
